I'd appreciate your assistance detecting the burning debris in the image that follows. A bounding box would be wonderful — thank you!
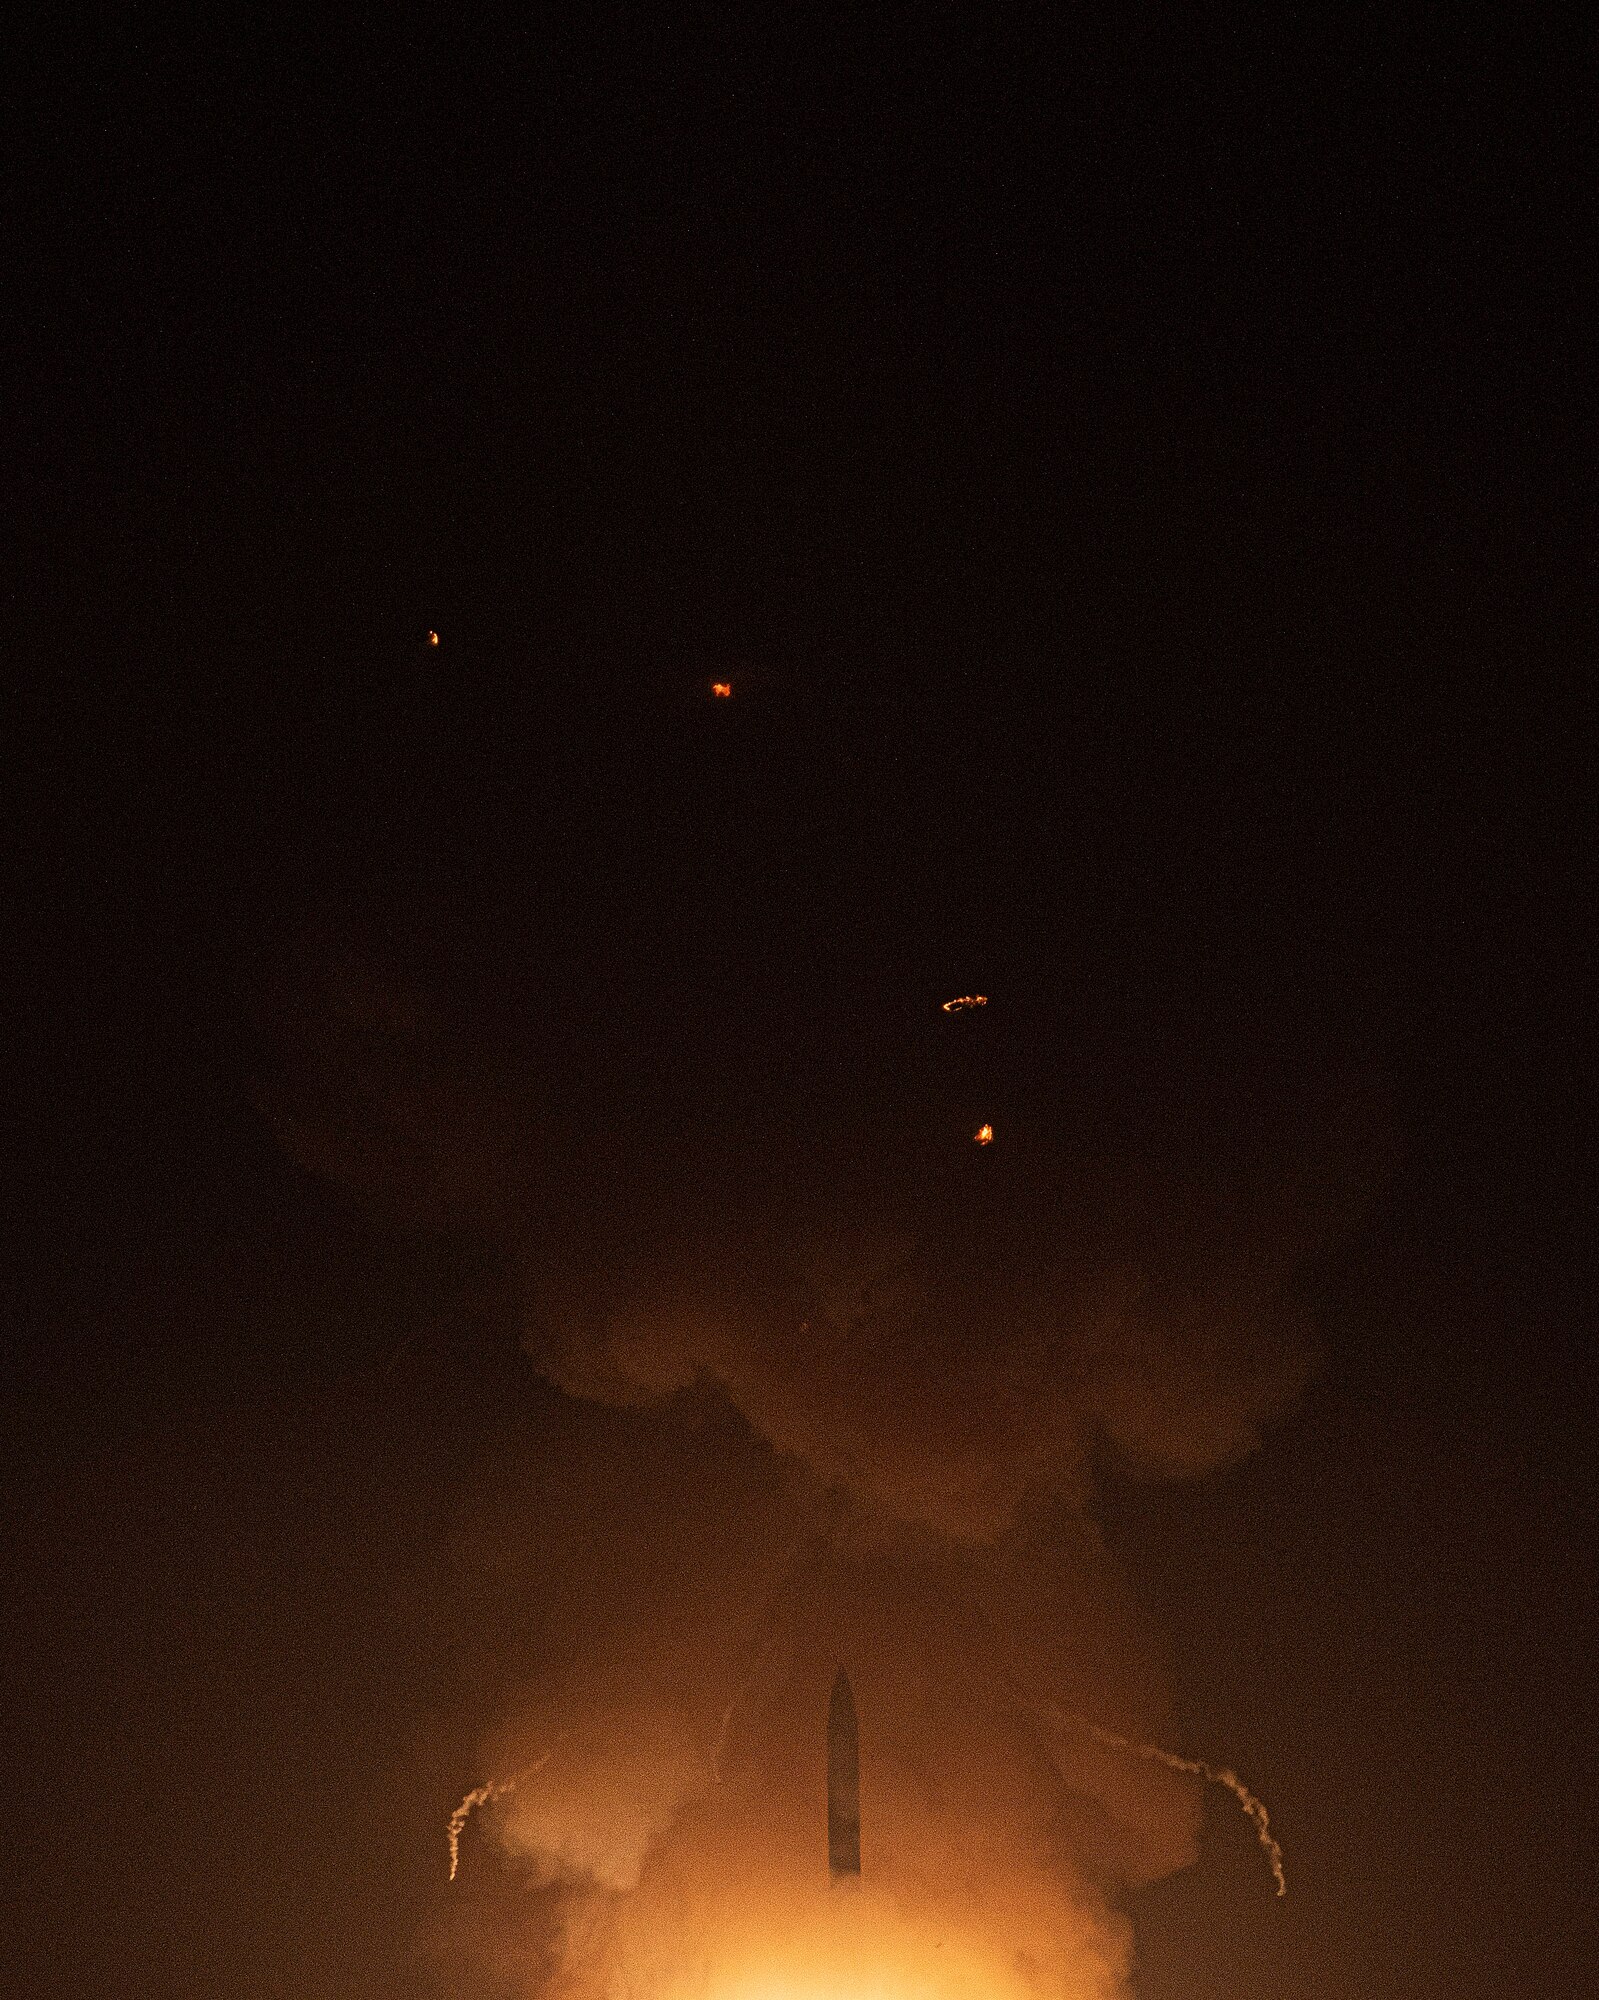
[941,994,988,1012]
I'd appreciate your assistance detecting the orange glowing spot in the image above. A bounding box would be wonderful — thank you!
[941,994,987,1013]
[427,630,440,647]
[974,1122,994,1145]
[711,681,733,698]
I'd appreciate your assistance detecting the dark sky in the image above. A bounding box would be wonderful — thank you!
[3,17,1593,2000]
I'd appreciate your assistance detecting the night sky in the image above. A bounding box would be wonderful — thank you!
[4,18,1593,2000]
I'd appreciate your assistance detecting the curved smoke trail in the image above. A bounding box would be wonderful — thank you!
[1017,1693,1287,1896]
[447,1779,517,1882]
[448,1742,562,1882]
[1084,1721,1287,1897]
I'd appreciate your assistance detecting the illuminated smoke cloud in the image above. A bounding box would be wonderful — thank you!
[262,927,1380,1997]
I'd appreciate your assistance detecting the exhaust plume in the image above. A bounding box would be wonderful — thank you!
[264,922,1382,1997]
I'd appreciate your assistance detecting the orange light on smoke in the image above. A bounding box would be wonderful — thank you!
[942,995,987,1013]
[974,1123,994,1145]
[711,681,733,698]
[427,630,440,647]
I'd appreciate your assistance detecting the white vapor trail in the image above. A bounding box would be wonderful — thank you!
[1083,1719,1287,1897]
[1016,1692,1288,1896]
[447,1779,516,1882]
[447,1745,559,1882]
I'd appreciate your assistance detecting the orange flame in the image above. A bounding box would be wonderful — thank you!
[974,1123,994,1146]
[427,630,440,647]
[711,681,733,698]
[942,995,987,1013]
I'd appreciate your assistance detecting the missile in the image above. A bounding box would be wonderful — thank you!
[827,1667,861,1883]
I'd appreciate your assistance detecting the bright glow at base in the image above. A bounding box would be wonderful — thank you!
[611,1882,1126,2000]
[717,1980,942,2000]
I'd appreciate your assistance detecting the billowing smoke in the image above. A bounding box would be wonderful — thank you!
[262,904,1379,2000]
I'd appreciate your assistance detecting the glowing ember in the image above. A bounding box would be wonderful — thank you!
[941,995,987,1012]
[711,681,733,697]
[973,1123,993,1145]
[427,629,440,646]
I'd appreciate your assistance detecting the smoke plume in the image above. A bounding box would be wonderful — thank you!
[451,1780,521,1885]
[262,907,1379,1999]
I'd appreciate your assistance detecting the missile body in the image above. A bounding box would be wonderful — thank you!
[827,1667,861,1883]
